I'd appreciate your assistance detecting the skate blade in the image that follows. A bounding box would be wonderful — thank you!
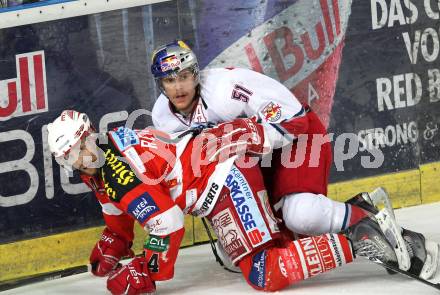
[421,241,440,284]
[371,257,440,290]
[375,208,411,271]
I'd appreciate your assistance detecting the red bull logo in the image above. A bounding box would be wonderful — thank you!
[160,55,181,72]
[262,102,282,122]
[0,51,48,121]
[206,0,352,128]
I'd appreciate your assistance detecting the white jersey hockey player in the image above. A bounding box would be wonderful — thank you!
[149,41,440,288]
[151,40,371,237]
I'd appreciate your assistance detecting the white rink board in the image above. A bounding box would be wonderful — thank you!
[0,0,171,29]
[2,202,440,295]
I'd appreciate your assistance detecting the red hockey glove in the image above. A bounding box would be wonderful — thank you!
[197,117,266,161]
[89,227,135,277]
[107,257,156,295]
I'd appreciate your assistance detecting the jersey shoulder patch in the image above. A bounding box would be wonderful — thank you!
[109,127,140,152]
[260,102,282,123]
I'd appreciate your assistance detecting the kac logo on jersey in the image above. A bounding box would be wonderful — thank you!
[226,166,271,247]
[111,127,140,151]
[249,250,267,288]
[128,192,160,224]
[0,51,48,121]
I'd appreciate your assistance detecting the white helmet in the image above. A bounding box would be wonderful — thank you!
[47,110,92,169]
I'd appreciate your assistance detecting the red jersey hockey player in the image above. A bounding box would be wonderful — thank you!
[47,110,439,294]
[150,40,369,237]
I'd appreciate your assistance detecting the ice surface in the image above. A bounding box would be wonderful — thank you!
[2,202,440,295]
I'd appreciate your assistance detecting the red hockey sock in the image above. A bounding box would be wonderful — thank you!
[286,233,354,281]
[239,233,354,292]
[346,204,369,228]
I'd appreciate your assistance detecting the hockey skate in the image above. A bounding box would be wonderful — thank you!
[346,187,395,218]
[346,213,399,268]
[345,209,440,290]
[402,228,440,286]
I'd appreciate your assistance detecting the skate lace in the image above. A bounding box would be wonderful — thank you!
[403,236,415,258]
[355,239,386,261]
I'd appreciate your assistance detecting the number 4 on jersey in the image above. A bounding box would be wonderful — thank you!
[147,254,159,273]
